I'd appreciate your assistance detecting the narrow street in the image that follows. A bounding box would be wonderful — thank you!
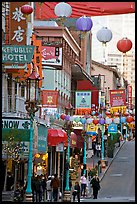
[81,140,135,202]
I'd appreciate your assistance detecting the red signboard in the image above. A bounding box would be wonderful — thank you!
[110,89,126,107]
[128,85,132,109]
[42,90,59,108]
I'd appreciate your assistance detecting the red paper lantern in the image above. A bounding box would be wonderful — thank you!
[114,112,120,117]
[126,116,133,123]
[21,4,33,15]
[124,112,129,117]
[106,111,111,116]
[60,114,66,120]
[93,119,99,125]
[117,37,132,53]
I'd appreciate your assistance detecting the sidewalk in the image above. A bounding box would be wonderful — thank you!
[74,140,126,200]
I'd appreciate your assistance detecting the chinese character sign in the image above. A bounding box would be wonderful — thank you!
[75,91,91,108]
[9,2,28,45]
[41,46,63,67]
[109,89,126,107]
[127,85,132,109]
[42,90,59,108]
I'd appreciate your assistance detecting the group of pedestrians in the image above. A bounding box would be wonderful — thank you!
[30,173,60,202]
[72,173,101,202]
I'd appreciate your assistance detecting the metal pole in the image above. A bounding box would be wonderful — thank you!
[101,124,105,160]
[25,113,33,201]
[50,147,52,176]
[62,143,64,200]
[83,136,86,175]
[65,132,70,191]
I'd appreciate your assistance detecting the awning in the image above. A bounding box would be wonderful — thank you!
[72,62,94,84]
[48,129,68,146]
[35,2,135,19]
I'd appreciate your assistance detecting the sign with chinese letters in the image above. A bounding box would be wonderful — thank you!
[108,123,117,133]
[75,91,91,108]
[42,90,59,108]
[110,89,126,107]
[86,123,97,135]
[9,2,28,45]
[127,85,132,109]
[41,46,63,67]
[2,45,35,63]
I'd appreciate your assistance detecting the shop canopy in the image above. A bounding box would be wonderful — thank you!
[35,2,135,20]
[48,129,68,146]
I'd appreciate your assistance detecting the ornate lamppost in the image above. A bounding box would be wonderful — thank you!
[80,118,87,175]
[25,63,42,201]
[60,114,73,202]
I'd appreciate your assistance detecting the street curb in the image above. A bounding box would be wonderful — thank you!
[100,141,126,181]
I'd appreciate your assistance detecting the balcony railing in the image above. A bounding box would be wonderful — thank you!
[2,95,27,117]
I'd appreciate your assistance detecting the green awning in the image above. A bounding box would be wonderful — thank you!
[2,128,31,141]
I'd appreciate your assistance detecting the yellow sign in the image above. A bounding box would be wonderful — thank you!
[86,123,97,133]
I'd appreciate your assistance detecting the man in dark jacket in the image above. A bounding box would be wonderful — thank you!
[90,175,100,199]
[72,182,80,202]
[50,174,60,201]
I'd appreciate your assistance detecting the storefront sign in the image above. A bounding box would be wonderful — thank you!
[110,89,126,107]
[86,123,97,135]
[42,46,63,67]
[2,45,35,63]
[108,123,117,133]
[42,90,59,108]
[56,143,64,152]
[75,91,91,108]
[2,118,30,129]
[127,85,132,109]
[38,124,48,153]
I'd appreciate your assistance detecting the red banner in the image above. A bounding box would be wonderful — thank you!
[110,89,126,107]
[42,90,59,108]
[128,85,132,109]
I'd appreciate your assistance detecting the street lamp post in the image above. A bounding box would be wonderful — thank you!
[25,63,42,201]
[63,117,73,202]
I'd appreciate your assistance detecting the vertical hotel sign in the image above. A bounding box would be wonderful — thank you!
[42,90,59,108]
[110,89,126,107]
[128,85,132,109]
[9,2,28,45]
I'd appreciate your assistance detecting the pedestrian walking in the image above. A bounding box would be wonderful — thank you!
[50,174,60,202]
[46,176,52,201]
[96,143,101,157]
[80,174,87,197]
[72,181,80,202]
[90,175,100,199]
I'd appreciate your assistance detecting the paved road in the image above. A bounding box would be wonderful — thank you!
[81,140,135,202]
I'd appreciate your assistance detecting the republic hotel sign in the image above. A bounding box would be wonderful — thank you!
[2,45,35,64]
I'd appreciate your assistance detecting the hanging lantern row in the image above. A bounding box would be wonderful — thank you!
[60,113,134,125]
